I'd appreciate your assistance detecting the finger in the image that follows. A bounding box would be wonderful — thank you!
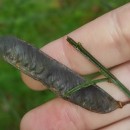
[22,3,130,90]
[20,100,130,130]
[21,73,45,91]
[20,61,130,130]
[42,3,130,74]
[100,117,130,130]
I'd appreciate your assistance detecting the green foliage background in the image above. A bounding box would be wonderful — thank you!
[0,0,129,129]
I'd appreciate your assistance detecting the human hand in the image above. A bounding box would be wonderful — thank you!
[21,3,130,130]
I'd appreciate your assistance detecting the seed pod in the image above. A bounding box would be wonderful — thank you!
[0,36,125,113]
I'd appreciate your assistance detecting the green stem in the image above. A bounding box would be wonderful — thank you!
[64,78,108,96]
[83,71,101,80]
[67,37,130,98]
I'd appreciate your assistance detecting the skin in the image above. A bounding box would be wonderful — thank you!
[21,3,130,130]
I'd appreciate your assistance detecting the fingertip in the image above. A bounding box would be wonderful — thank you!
[21,73,45,91]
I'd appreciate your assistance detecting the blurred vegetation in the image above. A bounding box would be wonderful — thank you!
[0,0,129,129]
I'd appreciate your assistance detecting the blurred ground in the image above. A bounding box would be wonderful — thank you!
[0,0,129,129]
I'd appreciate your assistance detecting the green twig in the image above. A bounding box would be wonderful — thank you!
[83,71,101,80]
[67,37,130,98]
[65,78,108,96]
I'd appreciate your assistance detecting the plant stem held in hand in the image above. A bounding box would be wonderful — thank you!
[67,36,130,98]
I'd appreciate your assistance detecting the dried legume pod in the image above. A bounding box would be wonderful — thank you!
[0,36,127,113]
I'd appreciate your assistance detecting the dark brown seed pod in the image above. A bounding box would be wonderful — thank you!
[0,36,125,113]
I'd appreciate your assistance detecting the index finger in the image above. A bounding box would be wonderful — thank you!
[22,3,130,90]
